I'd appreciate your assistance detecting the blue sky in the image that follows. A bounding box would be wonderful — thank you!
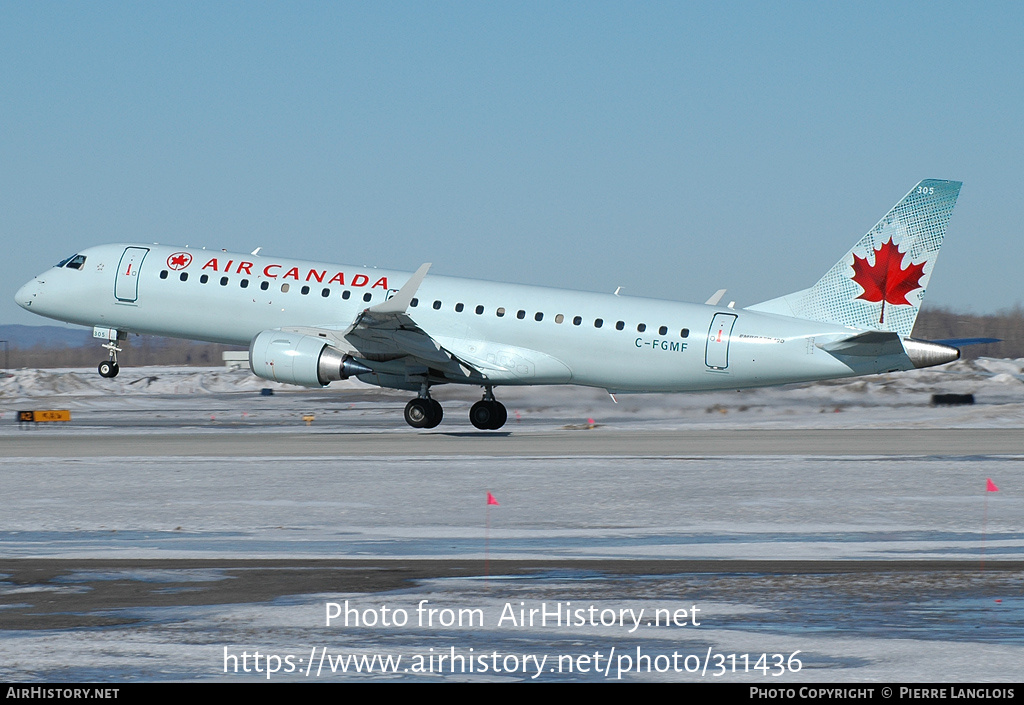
[3,2,1022,325]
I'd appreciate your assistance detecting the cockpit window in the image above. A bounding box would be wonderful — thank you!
[56,254,87,270]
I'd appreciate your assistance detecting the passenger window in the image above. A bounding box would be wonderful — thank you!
[321,288,330,297]
[260,281,269,291]
[475,305,484,315]
[342,290,351,300]
[433,300,442,310]
[637,323,646,332]
[517,310,526,320]
[573,316,582,326]
[659,326,668,335]
[241,279,249,288]
[363,292,372,302]
[455,303,464,312]
[281,283,290,293]
[615,321,624,330]
[180,272,188,281]
[594,319,603,328]
[200,274,209,284]
[496,307,506,317]
[411,298,418,307]
[680,328,689,338]
[301,285,310,295]
[159,271,168,280]
[555,314,564,324]
[535,312,543,321]
[221,277,230,286]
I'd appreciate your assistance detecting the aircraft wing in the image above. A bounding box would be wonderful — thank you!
[335,264,478,380]
[344,308,456,367]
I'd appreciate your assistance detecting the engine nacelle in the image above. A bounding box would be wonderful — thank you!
[249,330,371,387]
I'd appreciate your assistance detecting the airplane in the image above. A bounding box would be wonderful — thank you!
[15,179,974,430]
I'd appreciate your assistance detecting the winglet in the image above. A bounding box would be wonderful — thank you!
[368,263,431,314]
[705,289,727,306]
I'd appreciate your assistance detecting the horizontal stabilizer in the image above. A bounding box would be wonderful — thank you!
[818,330,905,357]
[820,332,959,369]
[933,337,1000,347]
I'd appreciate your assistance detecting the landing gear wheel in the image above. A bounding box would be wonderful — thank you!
[98,361,119,378]
[490,401,507,430]
[469,401,491,429]
[405,398,443,429]
[470,400,507,430]
[405,399,430,428]
[427,399,444,428]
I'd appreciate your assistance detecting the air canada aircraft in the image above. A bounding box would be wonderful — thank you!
[16,179,973,430]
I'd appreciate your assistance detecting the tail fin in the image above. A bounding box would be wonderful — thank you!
[747,179,962,337]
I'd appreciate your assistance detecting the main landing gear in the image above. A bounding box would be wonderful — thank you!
[404,383,443,429]
[470,387,507,430]
[402,385,508,430]
[404,396,444,429]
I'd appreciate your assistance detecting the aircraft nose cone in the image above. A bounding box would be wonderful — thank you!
[15,279,40,310]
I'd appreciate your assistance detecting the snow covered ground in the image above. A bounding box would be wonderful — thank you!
[4,356,1024,429]
[0,362,1021,682]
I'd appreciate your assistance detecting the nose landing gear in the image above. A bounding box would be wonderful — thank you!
[96,329,125,378]
[98,359,120,378]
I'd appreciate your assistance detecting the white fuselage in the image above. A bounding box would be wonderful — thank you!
[16,243,911,393]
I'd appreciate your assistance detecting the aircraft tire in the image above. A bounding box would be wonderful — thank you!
[425,399,443,429]
[469,400,493,430]
[489,401,507,430]
[98,361,119,378]
[405,398,442,429]
[470,400,507,430]
[404,399,430,428]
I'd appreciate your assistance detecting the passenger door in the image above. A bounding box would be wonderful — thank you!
[114,247,149,302]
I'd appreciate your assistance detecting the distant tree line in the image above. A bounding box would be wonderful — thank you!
[1,306,1020,371]
[5,336,245,370]
[911,306,1019,359]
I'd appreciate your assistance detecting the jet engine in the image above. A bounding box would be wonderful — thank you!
[249,330,371,387]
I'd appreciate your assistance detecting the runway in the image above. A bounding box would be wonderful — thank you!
[7,427,1024,457]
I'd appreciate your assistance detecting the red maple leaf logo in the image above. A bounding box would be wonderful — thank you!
[850,238,925,324]
[166,252,192,270]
